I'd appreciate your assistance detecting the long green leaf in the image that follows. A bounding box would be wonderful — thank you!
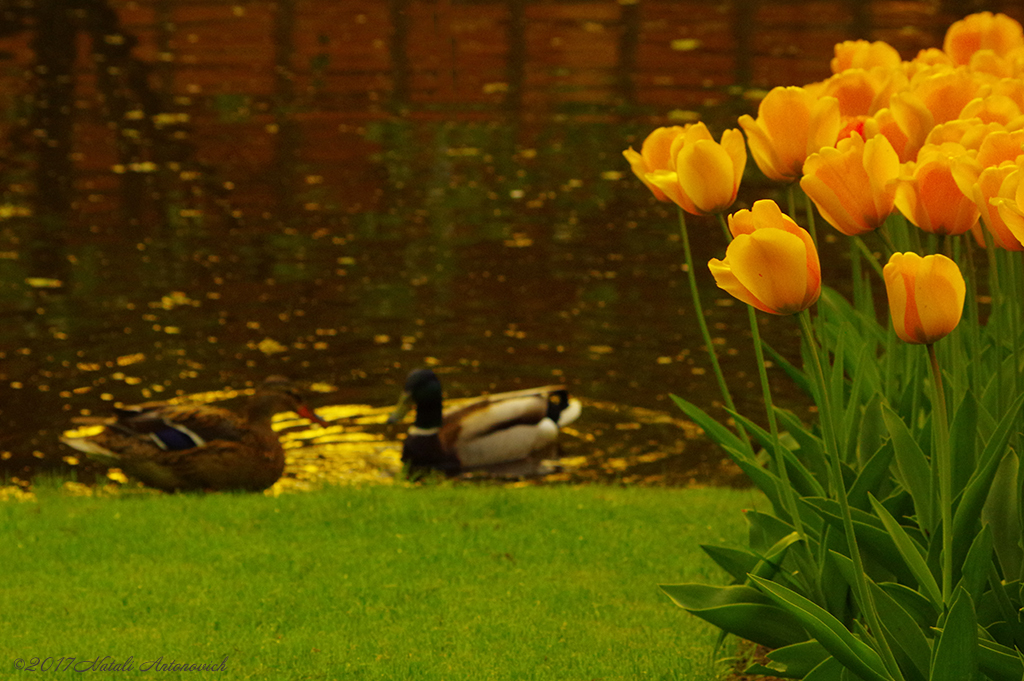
[847,442,895,512]
[868,494,942,611]
[977,637,1024,681]
[762,340,813,397]
[774,407,829,485]
[804,496,915,585]
[803,655,845,681]
[729,410,825,498]
[881,405,934,532]
[700,544,758,583]
[742,640,829,679]
[952,393,1024,572]
[670,394,749,457]
[956,524,993,608]
[660,583,807,649]
[948,391,978,499]
[748,575,892,681]
[867,580,930,681]
[930,587,979,681]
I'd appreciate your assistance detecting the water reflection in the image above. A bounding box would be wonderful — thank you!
[0,0,988,488]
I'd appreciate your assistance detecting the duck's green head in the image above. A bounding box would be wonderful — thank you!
[386,368,444,429]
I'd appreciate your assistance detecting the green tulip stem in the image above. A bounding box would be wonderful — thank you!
[851,236,884,280]
[798,310,900,676]
[747,305,806,538]
[927,341,953,606]
[801,189,818,246]
[676,207,752,455]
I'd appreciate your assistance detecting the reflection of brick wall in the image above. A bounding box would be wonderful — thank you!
[2,0,1006,118]
[0,0,1019,226]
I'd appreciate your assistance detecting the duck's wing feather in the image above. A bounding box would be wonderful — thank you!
[446,395,550,440]
[111,404,247,450]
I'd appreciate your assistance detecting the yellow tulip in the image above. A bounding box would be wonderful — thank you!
[909,66,987,125]
[801,133,900,236]
[644,123,746,215]
[830,40,902,73]
[991,161,1024,247]
[943,12,1024,66]
[739,87,841,182]
[863,93,934,163]
[895,144,980,235]
[709,200,821,315]
[622,126,685,202]
[883,253,966,344]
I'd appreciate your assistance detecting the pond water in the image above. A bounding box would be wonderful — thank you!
[0,0,993,490]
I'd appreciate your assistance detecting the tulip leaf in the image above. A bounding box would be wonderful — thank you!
[983,452,1022,580]
[802,655,845,681]
[847,441,895,512]
[700,544,759,583]
[948,390,978,499]
[728,410,825,499]
[762,340,812,397]
[659,583,807,649]
[803,496,915,585]
[956,524,993,608]
[930,587,979,681]
[819,286,887,346]
[726,448,786,518]
[745,507,798,553]
[878,581,937,630]
[868,494,943,611]
[951,393,1024,573]
[857,392,886,472]
[670,393,750,457]
[753,640,829,679]
[774,407,829,485]
[881,405,934,532]
[867,578,931,681]
[977,637,1024,681]
[747,575,891,681]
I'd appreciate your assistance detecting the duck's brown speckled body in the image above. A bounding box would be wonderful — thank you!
[61,377,326,492]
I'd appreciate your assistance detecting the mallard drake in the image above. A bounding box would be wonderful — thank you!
[386,368,581,476]
[60,376,327,492]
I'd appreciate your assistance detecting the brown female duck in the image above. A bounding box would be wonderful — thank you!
[60,376,327,492]
[387,368,581,477]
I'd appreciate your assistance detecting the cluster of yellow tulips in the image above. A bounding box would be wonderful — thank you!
[625,11,1024,341]
[627,13,1024,680]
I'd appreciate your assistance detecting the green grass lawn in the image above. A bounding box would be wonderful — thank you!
[2,483,760,680]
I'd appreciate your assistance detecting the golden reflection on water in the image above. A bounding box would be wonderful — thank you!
[43,387,729,498]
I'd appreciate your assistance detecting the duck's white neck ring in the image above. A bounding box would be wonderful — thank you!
[408,425,441,436]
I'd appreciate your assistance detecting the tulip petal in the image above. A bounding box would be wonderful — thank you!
[646,170,699,214]
[677,140,737,214]
[916,255,966,342]
[726,231,813,315]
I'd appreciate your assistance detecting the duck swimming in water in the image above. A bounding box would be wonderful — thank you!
[386,368,581,477]
[60,376,327,492]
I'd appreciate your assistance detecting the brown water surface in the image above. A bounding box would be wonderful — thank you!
[0,0,1006,489]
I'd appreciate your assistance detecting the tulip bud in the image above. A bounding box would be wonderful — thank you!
[883,252,965,344]
[709,200,821,315]
[629,123,746,215]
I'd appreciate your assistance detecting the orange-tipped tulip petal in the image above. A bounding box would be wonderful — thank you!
[623,126,685,201]
[739,87,841,182]
[644,123,746,215]
[801,133,900,236]
[883,253,966,344]
[710,200,821,315]
[895,145,980,235]
[943,12,1024,66]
